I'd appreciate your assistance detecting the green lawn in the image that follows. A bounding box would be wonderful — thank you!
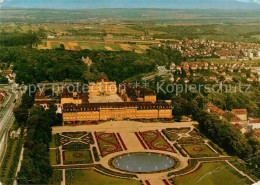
[50,134,57,148]
[63,150,93,165]
[66,169,141,185]
[171,162,250,185]
[182,144,219,158]
[49,149,59,165]
[50,170,63,185]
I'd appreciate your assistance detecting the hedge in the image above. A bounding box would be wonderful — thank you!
[174,143,187,157]
[92,147,100,162]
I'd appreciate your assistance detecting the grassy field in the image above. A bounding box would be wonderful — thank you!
[63,150,93,164]
[171,162,251,185]
[49,149,59,165]
[50,134,57,148]
[49,170,63,185]
[66,169,141,185]
[181,144,218,158]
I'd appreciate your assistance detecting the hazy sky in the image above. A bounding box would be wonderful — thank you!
[0,0,260,9]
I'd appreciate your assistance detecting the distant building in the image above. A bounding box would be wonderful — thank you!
[204,103,224,119]
[231,109,248,121]
[62,78,172,123]
[249,119,260,129]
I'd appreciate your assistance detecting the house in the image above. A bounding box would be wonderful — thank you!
[234,124,248,134]
[223,111,243,124]
[204,103,224,119]
[184,78,189,83]
[231,109,248,121]
[2,70,13,77]
[249,119,260,129]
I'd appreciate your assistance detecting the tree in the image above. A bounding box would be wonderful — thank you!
[13,107,28,125]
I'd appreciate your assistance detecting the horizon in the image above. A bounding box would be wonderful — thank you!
[1,0,260,9]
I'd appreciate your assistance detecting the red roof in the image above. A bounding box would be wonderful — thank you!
[234,123,243,130]
[231,109,248,115]
[0,94,3,101]
[249,120,260,124]
[204,103,224,115]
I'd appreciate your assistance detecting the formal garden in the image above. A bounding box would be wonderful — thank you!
[47,126,257,185]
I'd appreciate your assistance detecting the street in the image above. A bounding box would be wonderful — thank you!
[0,84,21,164]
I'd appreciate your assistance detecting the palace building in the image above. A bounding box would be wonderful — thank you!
[61,77,173,123]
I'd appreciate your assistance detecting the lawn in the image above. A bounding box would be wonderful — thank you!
[181,144,219,158]
[49,149,59,165]
[63,150,93,165]
[66,169,141,185]
[50,170,63,185]
[50,134,57,148]
[171,162,251,185]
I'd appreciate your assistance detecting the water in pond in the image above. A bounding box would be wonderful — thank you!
[111,153,175,173]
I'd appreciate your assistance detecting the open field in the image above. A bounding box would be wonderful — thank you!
[171,162,251,185]
[66,169,141,185]
[37,40,154,53]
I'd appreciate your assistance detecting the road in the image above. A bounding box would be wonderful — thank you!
[0,84,21,164]
[142,66,169,81]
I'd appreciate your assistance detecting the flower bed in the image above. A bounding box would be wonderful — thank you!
[117,133,127,150]
[95,132,123,157]
[162,129,179,141]
[135,132,148,149]
[177,137,205,144]
[139,130,176,153]
[63,142,90,151]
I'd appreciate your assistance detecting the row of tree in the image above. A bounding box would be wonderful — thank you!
[13,91,56,184]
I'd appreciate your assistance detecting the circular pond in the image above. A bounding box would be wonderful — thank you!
[110,152,176,173]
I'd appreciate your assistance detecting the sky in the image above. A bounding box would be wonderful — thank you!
[0,0,260,9]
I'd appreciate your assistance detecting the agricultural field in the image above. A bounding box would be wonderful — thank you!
[37,40,154,53]
[66,169,141,185]
[171,162,251,185]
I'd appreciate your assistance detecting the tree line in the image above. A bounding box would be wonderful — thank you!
[13,91,58,184]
